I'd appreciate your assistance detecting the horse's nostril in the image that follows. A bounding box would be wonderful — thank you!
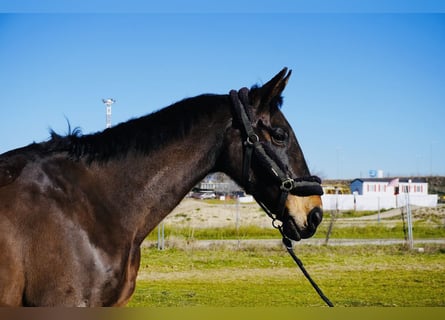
[309,207,323,227]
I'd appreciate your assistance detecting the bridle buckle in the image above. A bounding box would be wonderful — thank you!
[245,134,259,146]
[281,178,295,192]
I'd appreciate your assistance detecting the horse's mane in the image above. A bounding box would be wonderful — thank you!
[49,94,227,163]
[45,83,283,164]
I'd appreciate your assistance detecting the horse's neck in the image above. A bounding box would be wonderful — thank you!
[89,108,230,244]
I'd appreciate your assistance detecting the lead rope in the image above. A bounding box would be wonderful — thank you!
[279,230,334,307]
[258,201,334,307]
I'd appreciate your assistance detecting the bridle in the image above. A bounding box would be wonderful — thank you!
[229,87,323,222]
[229,87,334,307]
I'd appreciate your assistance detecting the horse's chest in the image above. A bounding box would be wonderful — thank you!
[84,245,141,306]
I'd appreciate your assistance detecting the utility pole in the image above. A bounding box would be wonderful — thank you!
[406,179,414,250]
[102,98,116,128]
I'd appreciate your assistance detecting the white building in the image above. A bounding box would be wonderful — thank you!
[320,177,437,210]
[350,178,428,196]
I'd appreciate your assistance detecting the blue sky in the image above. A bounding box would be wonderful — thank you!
[1,2,444,179]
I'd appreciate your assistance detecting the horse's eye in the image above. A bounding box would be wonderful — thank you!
[271,127,288,145]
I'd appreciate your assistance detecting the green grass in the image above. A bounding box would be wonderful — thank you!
[135,204,445,306]
[129,244,445,307]
[318,223,445,239]
[146,222,445,241]
[147,225,278,240]
[325,210,389,218]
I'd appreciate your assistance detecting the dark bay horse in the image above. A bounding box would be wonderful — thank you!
[0,68,323,306]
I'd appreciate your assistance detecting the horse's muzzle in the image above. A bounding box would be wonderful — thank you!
[282,207,323,241]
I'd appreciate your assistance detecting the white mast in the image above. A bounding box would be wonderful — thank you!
[102,98,116,128]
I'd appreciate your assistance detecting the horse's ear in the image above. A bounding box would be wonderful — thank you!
[249,68,292,113]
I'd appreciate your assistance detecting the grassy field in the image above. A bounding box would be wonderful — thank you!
[129,244,445,307]
[130,203,444,307]
[145,222,445,241]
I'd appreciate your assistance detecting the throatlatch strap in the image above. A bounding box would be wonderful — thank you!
[230,89,260,188]
[230,89,256,139]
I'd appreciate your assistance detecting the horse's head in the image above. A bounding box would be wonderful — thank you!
[221,68,323,241]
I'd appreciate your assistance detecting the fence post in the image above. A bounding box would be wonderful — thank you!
[406,180,414,250]
[157,222,165,250]
[325,188,339,245]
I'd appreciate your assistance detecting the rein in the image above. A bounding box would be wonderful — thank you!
[230,88,334,307]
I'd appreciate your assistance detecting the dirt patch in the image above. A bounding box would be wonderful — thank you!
[163,199,445,230]
[163,198,273,229]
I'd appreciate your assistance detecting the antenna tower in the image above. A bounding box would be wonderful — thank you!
[102,98,116,128]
